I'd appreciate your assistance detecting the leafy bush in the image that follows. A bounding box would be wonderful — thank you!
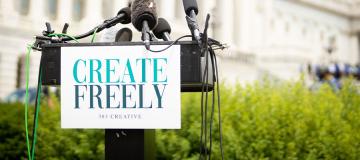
[157,80,360,160]
[0,96,104,160]
[1,80,359,159]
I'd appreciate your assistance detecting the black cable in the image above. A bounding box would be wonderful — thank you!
[203,43,210,159]
[60,15,129,41]
[208,47,216,160]
[199,44,208,160]
[146,35,193,52]
[199,14,211,160]
[35,13,130,43]
[212,47,224,160]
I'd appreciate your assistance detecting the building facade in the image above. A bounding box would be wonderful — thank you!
[0,0,359,99]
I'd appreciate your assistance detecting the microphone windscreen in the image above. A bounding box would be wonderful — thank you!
[182,0,198,16]
[117,7,132,24]
[115,28,133,42]
[131,0,158,31]
[153,18,171,39]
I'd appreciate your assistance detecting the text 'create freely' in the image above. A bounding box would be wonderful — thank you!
[72,58,169,109]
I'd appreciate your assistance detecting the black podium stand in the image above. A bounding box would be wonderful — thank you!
[40,41,213,160]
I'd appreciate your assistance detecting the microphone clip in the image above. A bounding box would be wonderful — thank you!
[141,21,152,50]
[185,12,202,45]
[42,22,55,36]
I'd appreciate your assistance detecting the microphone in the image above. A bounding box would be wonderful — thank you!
[182,0,201,44]
[115,28,133,42]
[153,18,172,41]
[131,0,158,49]
[101,7,132,30]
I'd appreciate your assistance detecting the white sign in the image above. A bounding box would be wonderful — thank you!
[61,45,181,129]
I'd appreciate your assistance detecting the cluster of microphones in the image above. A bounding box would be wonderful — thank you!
[33,0,210,52]
[109,0,202,48]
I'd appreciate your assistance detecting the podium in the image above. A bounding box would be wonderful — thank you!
[39,41,214,160]
[40,41,214,92]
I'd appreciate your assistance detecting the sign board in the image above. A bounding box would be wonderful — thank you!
[61,45,181,129]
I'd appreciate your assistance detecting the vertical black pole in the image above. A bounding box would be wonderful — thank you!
[105,129,155,160]
[105,27,155,159]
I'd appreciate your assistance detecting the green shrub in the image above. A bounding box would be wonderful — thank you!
[0,97,104,160]
[157,80,360,160]
[0,80,359,159]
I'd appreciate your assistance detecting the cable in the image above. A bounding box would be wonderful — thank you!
[211,46,224,160]
[30,65,42,160]
[208,47,216,160]
[47,33,79,43]
[146,35,192,52]
[24,45,33,160]
[199,46,209,160]
[91,28,99,43]
[26,35,79,160]
[198,14,212,160]
[25,44,43,160]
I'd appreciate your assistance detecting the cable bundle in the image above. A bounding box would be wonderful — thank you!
[26,5,226,159]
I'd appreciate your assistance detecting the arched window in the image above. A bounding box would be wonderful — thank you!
[15,0,30,16]
[47,0,58,20]
[73,0,85,21]
[102,0,114,19]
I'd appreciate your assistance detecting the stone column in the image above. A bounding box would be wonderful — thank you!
[58,0,73,23]
[0,0,19,26]
[263,0,273,47]
[358,33,360,63]
[113,0,129,14]
[214,0,234,45]
[159,0,176,21]
[348,33,360,64]
[29,0,46,22]
[0,53,17,99]
[234,0,255,51]
[83,0,102,24]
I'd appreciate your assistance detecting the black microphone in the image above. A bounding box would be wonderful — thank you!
[101,7,132,30]
[182,0,201,44]
[115,28,133,42]
[131,0,158,49]
[153,18,172,41]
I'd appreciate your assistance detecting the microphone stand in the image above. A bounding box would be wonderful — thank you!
[104,28,155,160]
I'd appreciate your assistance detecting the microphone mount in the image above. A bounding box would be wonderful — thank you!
[32,7,132,51]
[186,10,201,45]
[141,20,151,50]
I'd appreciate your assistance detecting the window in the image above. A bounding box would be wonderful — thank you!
[73,0,85,21]
[47,0,58,19]
[15,0,30,16]
[102,0,114,19]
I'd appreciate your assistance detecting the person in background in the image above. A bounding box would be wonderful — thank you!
[311,65,340,92]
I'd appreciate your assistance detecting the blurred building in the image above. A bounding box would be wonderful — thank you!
[0,0,360,99]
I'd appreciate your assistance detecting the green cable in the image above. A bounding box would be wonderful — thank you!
[91,28,98,43]
[25,34,80,159]
[31,69,42,160]
[24,45,32,160]
[47,33,80,43]
[24,44,42,160]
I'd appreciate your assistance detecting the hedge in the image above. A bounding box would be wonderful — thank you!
[0,80,359,159]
